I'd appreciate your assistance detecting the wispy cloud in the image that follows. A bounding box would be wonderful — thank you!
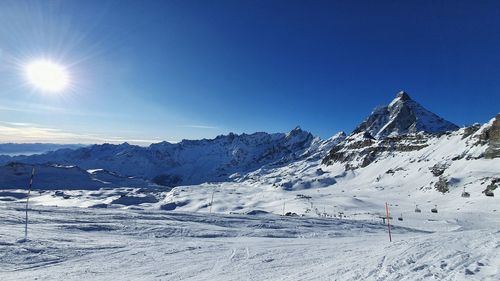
[0,121,36,127]
[0,122,168,146]
[0,102,112,118]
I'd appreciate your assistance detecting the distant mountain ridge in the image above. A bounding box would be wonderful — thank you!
[2,91,497,193]
[0,127,345,187]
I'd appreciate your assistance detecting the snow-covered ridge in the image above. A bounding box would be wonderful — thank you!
[0,127,336,187]
[0,92,497,197]
[0,162,152,189]
[323,113,499,171]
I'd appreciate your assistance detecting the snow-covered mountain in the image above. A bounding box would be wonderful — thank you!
[322,95,497,172]
[353,91,459,139]
[0,162,152,190]
[236,93,498,195]
[1,93,498,281]
[0,92,497,199]
[0,127,344,188]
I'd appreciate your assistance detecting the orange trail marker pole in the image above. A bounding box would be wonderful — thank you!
[385,202,392,242]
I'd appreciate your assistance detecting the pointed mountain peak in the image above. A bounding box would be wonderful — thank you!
[396,90,411,101]
[389,91,412,107]
[286,126,312,140]
[286,126,304,135]
[334,131,347,138]
[353,91,459,139]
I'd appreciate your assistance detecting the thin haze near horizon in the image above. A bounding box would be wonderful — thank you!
[0,0,499,145]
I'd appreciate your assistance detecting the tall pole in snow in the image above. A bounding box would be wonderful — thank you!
[24,167,35,241]
[385,202,392,242]
[209,187,215,214]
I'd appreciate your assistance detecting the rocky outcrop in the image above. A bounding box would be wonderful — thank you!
[429,163,449,177]
[322,132,430,169]
[434,176,449,193]
[484,114,500,159]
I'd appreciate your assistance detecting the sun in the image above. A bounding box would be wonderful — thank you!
[25,60,69,92]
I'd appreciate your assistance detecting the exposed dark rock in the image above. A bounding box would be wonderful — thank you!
[429,163,449,177]
[323,133,429,169]
[465,269,475,275]
[315,168,325,175]
[160,200,189,211]
[295,194,312,199]
[246,210,270,216]
[111,194,159,205]
[484,114,500,158]
[152,174,182,187]
[462,124,481,139]
[483,178,498,197]
[435,176,449,193]
[397,90,411,101]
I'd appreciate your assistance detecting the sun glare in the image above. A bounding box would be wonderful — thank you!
[25,60,69,92]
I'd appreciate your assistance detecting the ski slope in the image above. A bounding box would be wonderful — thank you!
[0,202,498,281]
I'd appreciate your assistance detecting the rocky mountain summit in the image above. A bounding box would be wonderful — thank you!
[323,92,463,169]
[353,91,459,139]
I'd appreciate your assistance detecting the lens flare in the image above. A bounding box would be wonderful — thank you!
[25,60,69,92]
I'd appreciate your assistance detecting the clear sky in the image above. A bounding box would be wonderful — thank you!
[0,0,499,145]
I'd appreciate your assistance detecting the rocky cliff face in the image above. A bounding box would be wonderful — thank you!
[484,114,500,158]
[322,131,432,169]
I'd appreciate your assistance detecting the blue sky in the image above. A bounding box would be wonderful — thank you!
[0,0,499,144]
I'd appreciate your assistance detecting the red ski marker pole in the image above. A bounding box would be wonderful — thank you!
[385,202,392,242]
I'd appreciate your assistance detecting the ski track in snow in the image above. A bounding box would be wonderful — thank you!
[0,202,498,281]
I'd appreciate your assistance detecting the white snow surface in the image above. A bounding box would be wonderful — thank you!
[0,200,498,281]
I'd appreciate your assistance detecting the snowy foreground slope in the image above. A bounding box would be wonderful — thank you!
[0,202,498,281]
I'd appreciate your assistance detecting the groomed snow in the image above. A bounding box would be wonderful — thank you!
[1,166,499,281]
[0,201,498,281]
